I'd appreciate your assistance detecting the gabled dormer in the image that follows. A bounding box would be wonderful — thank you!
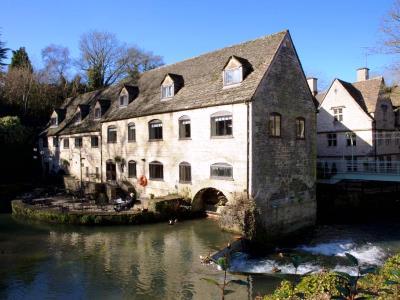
[94,99,111,119]
[118,84,138,108]
[50,108,66,127]
[222,55,252,87]
[160,73,184,100]
[74,104,89,124]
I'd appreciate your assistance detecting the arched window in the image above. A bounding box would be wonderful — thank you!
[179,162,191,183]
[50,116,58,127]
[223,57,243,86]
[106,160,116,181]
[210,163,233,179]
[74,110,82,124]
[128,123,136,142]
[179,115,191,139]
[94,107,101,119]
[149,119,163,140]
[107,126,117,143]
[296,117,305,139]
[149,161,163,180]
[269,112,281,137]
[211,111,232,137]
[128,160,137,178]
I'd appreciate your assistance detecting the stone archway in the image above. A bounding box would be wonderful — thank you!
[192,187,228,212]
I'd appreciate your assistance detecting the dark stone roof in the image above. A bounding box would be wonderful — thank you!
[103,30,287,122]
[45,30,288,136]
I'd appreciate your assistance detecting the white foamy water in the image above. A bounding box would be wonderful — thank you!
[298,240,386,265]
[229,240,388,276]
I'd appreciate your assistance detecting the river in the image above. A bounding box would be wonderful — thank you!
[1,214,400,299]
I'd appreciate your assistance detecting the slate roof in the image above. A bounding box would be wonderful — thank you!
[103,30,287,122]
[45,30,288,136]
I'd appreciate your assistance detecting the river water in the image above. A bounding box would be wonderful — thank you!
[1,214,400,299]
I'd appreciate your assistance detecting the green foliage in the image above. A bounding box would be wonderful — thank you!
[0,116,31,145]
[10,47,32,71]
[263,280,297,300]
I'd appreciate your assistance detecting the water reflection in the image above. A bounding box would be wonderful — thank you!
[0,215,255,299]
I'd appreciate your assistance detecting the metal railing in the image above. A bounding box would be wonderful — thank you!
[317,159,400,180]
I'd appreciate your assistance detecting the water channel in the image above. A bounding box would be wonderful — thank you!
[1,214,400,299]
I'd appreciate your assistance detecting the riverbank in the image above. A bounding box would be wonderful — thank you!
[11,197,204,225]
[262,251,400,299]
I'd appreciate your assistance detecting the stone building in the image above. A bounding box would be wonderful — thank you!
[313,68,400,174]
[41,30,316,238]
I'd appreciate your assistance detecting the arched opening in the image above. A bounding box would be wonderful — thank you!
[192,187,228,213]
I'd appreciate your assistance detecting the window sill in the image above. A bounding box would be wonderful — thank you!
[223,82,242,89]
[91,146,99,148]
[269,135,281,139]
[107,141,117,144]
[211,135,234,139]
[179,181,192,184]
[63,147,69,150]
[128,140,136,143]
[179,137,192,140]
[148,139,163,142]
[210,177,234,181]
[127,176,137,179]
[149,178,164,181]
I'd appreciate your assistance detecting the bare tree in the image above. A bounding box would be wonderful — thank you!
[77,30,164,89]
[41,44,71,83]
[3,67,37,114]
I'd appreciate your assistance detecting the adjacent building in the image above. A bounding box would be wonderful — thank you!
[312,68,400,175]
[41,30,317,238]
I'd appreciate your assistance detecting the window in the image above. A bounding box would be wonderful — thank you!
[63,138,69,149]
[381,104,388,121]
[179,116,191,139]
[161,85,173,99]
[119,95,128,107]
[333,107,343,122]
[149,161,163,180]
[128,123,136,142]
[327,133,337,147]
[95,167,99,179]
[106,161,116,181]
[211,163,233,179]
[42,138,48,148]
[86,167,89,178]
[179,162,191,183]
[94,108,101,119]
[107,126,117,143]
[211,112,232,137]
[149,120,163,140]
[224,67,242,86]
[91,136,99,148]
[346,132,356,147]
[385,132,391,145]
[75,137,82,148]
[50,117,58,127]
[269,113,281,137]
[75,111,82,124]
[296,117,305,139]
[53,137,59,147]
[128,160,137,178]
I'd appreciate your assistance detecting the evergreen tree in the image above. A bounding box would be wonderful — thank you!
[10,47,32,71]
[0,32,9,69]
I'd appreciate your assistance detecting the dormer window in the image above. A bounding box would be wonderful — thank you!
[75,110,82,124]
[160,74,183,100]
[161,85,173,99]
[50,117,58,127]
[224,67,242,85]
[94,107,101,119]
[223,56,244,87]
[119,95,128,107]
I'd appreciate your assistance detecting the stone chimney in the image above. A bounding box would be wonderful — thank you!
[357,67,369,82]
[307,77,318,96]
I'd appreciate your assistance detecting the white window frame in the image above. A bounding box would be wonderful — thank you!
[224,66,242,86]
[161,84,174,99]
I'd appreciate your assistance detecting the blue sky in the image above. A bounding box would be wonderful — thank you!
[1,0,398,89]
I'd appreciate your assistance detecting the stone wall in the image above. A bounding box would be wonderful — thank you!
[249,35,317,241]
